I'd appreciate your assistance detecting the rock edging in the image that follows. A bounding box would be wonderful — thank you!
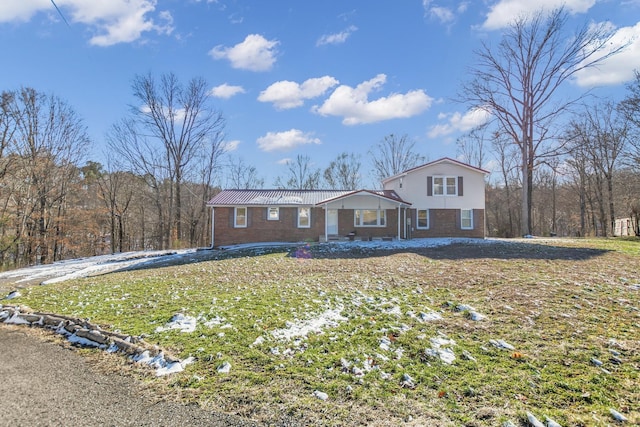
[0,304,191,376]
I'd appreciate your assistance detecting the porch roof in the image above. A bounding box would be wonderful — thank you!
[317,189,411,207]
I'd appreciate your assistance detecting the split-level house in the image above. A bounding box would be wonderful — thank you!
[206,157,488,247]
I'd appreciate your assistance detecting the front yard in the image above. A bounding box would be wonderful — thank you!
[3,238,639,426]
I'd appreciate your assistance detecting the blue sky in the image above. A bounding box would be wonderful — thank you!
[2,0,639,186]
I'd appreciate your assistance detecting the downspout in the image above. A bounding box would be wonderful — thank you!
[209,206,215,248]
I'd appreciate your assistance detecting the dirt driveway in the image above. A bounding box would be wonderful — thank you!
[0,325,260,427]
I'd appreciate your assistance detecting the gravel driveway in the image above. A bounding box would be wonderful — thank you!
[0,325,260,427]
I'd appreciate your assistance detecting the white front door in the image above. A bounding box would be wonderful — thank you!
[327,209,338,235]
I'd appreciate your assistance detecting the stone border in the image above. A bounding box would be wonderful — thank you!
[0,304,186,374]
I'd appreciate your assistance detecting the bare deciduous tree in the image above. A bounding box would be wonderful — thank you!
[456,123,490,169]
[462,7,623,236]
[110,73,225,248]
[226,157,265,189]
[274,154,321,189]
[369,134,425,183]
[567,102,628,235]
[323,152,362,189]
[4,87,90,264]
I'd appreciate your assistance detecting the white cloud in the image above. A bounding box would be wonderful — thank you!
[223,140,240,152]
[312,74,433,125]
[256,129,321,152]
[428,107,491,138]
[209,83,246,99]
[0,0,174,46]
[258,76,339,110]
[422,0,467,24]
[482,0,596,30]
[277,157,292,165]
[316,25,358,46]
[209,34,279,71]
[574,21,640,87]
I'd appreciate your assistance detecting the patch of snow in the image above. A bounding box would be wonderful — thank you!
[155,313,197,333]
[132,350,194,376]
[251,336,265,347]
[526,412,544,427]
[217,361,232,373]
[490,339,515,350]
[425,336,457,364]
[400,373,416,388]
[313,390,328,401]
[4,291,21,300]
[67,333,107,348]
[271,306,347,341]
[4,312,31,325]
[418,311,443,322]
[609,408,628,422]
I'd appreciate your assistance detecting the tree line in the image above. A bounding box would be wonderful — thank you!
[1,7,638,268]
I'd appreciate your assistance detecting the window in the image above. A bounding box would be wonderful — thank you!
[354,209,386,227]
[267,207,279,220]
[298,207,310,228]
[433,176,457,196]
[417,209,429,229]
[461,209,473,229]
[234,207,247,228]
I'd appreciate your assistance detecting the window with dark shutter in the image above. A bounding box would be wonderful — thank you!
[458,176,464,196]
[427,176,433,196]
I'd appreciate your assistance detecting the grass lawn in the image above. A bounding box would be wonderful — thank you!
[7,238,640,426]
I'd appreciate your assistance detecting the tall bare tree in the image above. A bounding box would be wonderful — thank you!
[226,157,265,189]
[323,152,362,189]
[274,154,321,189]
[567,102,628,235]
[619,70,640,167]
[4,88,89,264]
[369,134,425,183]
[462,7,623,236]
[110,73,225,248]
[456,123,489,169]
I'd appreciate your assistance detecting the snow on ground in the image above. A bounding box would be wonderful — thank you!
[0,249,198,286]
[1,238,497,294]
[271,306,347,341]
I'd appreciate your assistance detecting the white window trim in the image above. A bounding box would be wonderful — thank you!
[234,207,247,228]
[298,207,311,228]
[433,176,458,196]
[267,207,279,221]
[354,209,386,227]
[416,209,429,229]
[461,209,473,230]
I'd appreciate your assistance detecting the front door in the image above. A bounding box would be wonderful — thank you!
[327,209,338,235]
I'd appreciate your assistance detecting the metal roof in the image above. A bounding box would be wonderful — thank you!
[207,189,353,206]
[206,189,410,207]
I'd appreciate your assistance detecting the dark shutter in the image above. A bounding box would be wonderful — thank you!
[458,176,464,196]
[427,176,433,196]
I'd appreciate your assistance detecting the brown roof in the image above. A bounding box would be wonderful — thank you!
[207,189,410,207]
[207,189,353,206]
[382,157,490,184]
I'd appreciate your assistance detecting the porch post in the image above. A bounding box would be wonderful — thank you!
[324,203,328,243]
[397,204,401,240]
